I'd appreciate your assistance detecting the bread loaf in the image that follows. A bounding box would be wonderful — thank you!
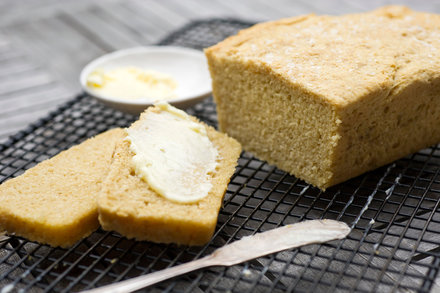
[205,6,440,189]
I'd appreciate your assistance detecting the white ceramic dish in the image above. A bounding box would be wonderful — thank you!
[80,46,212,115]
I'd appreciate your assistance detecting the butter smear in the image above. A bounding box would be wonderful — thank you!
[125,102,219,203]
[87,67,177,100]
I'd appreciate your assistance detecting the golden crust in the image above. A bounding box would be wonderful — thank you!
[205,6,440,106]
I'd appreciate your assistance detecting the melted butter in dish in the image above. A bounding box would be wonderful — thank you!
[126,102,219,203]
[87,67,177,101]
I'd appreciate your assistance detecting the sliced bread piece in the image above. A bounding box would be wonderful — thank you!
[98,105,241,246]
[0,128,125,247]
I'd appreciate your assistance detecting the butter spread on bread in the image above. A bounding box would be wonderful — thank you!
[126,102,218,203]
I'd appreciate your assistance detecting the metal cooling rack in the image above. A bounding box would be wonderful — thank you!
[1,19,440,293]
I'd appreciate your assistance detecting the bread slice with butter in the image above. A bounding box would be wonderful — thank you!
[97,103,241,246]
[0,128,125,247]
